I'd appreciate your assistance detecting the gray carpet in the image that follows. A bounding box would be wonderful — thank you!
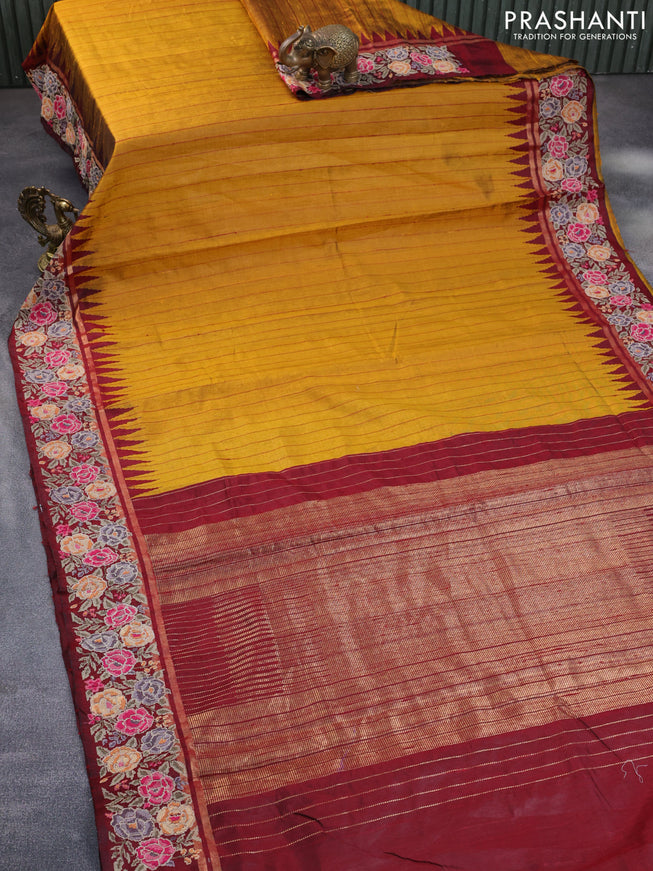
[0,77,651,871]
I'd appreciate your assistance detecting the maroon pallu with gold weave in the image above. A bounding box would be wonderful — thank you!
[11,0,653,869]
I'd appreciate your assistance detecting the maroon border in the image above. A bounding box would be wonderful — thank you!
[207,700,653,871]
[132,408,653,534]
[8,319,115,869]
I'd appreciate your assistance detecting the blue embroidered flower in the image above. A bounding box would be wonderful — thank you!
[40,279,67,301]
[562,242,586,260]
[112,808,156,842]
[24,368,56,384]
[65,396,91,414]
[550,202,572,226]
[609,279,635,295]
[629,342,652,358]
[608,313,633,328]
[386,46,409,60]
[81,632,119,653]
[50,484,84,504]
[565,155,588,178]
[425,46,452,60]
[89,166,103,189]
[132,677,166,706]
[106,561,139,586]
[540,97,561,119]
[71,430,99,450]
[47,321,73,339]
[141,728,176,756]
[98,523,129,546]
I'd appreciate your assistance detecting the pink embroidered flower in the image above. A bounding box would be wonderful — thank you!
[136,838,175,870]
[567,222,591,243]
[41,380,69,397]
[587,189,598,202]
[610,295,632,307]
[410,51,432,65]
[83,547,119,567]
[85,677,105,693]
[102,648,136,676]
[115,707,154,736]
[550,74,574,97]
[631,323,653,342]
[105,603,138,629]
[583,269,607,284]
[51,412,82,434]
[70,464,100,485]
[44,348,70,367]
[357,57,374,73]
[561,177,583,193]
[138,772,175,805]
[547,135,569,159]
[29,301,57,325]
[69,501,100,521]
[53,94,67,119]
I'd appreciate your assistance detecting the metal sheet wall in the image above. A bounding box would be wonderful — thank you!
[1,0,651,86]
[1,0,55,86]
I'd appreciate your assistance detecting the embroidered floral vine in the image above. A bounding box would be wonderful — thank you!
[26,64,104,192]
[276,41,470,97]
[538,70,653,379]
[13,260,203,870]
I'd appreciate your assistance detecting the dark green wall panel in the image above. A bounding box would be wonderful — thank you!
[1,0,56,86]
[1,0,651,86]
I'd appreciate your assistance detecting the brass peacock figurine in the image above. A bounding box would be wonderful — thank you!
[17,185,79,272]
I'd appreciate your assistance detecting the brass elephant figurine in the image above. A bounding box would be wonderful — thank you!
[279,24,360,90]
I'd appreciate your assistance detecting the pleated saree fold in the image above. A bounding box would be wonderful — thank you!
[11,1,653,869]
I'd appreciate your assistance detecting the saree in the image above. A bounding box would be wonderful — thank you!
[11,0,653,868]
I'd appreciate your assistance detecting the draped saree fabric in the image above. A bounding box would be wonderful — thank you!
[11,0,653,869]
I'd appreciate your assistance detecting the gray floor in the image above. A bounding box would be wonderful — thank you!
[0,77,652,871]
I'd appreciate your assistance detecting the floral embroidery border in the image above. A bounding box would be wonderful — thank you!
[26,64,104,192]
[538,70,653,379]
[275,41,469,98]
[12,262,206,870]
